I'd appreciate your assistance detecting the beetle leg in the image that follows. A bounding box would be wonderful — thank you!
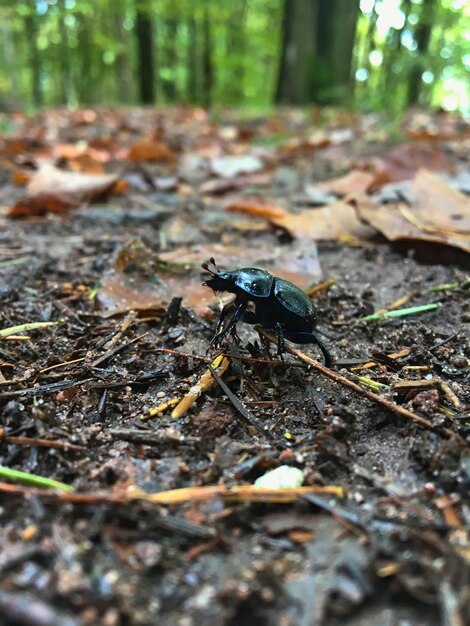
[211,298,247,347]
[286,331,332,367]
[240,310,258,325]
[213,302,234,339]
[274,322,285,359]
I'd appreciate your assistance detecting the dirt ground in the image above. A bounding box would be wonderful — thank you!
[0,108,469,626]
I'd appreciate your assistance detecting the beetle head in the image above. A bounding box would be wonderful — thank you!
[202,257,239,293]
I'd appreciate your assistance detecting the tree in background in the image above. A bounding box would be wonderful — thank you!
[135,0,156,104]
[407,0,438,105]
[0,0,467,113]
[276,0,360,105]
[24,10,42,107]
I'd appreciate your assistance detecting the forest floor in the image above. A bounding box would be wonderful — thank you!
[0,106,469,626]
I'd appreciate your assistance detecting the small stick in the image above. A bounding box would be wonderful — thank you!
[0,481,345,506]
[305,279,336,297]
[0,429,85,452]
[91,331,148,367]
[208,363,270,439]
[154,347,307,368]
[257,328,465,444]
[39,357,87,374]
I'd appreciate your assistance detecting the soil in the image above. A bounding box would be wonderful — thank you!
[0,108,469,626]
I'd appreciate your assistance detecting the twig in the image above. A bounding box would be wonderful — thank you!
[39,357,87,374]
[170,354,230,420]
[0,481,345,506]
[305,279,336,296]
[0,378,93,400]
[91,331,148,367]
[208,363,271,439]
[102,310,137,351]
[154,347,307,368]
[0,429,85,452]
[108,428,201,446]
[256,328,465,444]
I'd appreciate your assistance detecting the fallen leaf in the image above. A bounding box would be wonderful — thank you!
[210,154,263,179]
[280,131,331,156]
[357,207,470,255]
[12,170,31,186]
[357,171,470,254]
[9,195,73,217]
[269,198,378,244]
[97,274,167,317]
[288,529,315,543]
[408,169,470,235]
[318,170,374,196]
[66,153,107,174]
[402,110,468,141]
[160,242,322,289]
[225,199,287,219]
[303,184,338,206]
[371,143,455,189]
[199,173,271,195]
[8,163,122,217]
[127,139,177,162]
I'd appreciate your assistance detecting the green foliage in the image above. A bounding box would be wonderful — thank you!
[0,0,467,112]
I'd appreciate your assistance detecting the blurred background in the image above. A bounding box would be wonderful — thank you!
[0,0,468,113]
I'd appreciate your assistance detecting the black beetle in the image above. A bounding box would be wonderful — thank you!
[202,258,332,366]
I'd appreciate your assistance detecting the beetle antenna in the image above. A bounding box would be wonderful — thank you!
[202,258,218,276]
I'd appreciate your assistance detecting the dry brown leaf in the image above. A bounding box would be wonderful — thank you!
[280,131,331,156]
[269,199,377,244]
[8,163,122,217]
[357,170,470,254]
[200,173,271,195]
[357,206,470,254]
[371,143,455,189]
[225,200,287,219]
[97,273,167,317]
[66,153,107,174]
[9,195,73,217]
[127,139,177,162]
[408,169,470,235]
[160,242,322,289]
[317,170,374,196]
[12,170,31,186]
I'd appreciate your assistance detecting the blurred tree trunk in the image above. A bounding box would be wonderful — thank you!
[162,20,178,102]
[58,0,73,104]
[24,13,42,107]
[114,13,133,103]
[315,0,359,103]
[358,0,378,82]
[226,0,247,103]
[276,0,359,105]
[201,8,213,108]
[1,21,18,105]
[77,13,93,103]
[135,1,156,104]
[276,0,316,104]
[186,15,199,103]
[407,0,437,105]
[382,0,411,95]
